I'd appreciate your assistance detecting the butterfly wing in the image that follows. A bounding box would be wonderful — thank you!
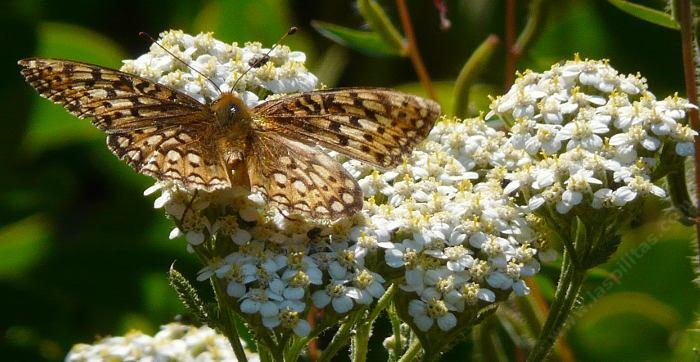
[19,58,231,190]
[106,127,231,190]
[246,132,363,219]
[251,88,441,168]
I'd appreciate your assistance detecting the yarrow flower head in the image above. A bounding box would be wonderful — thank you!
[358,117,540,332]
[65,323,258,362]
[121,29,317,106]
[488,55,696,215]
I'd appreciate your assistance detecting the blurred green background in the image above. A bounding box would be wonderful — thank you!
[2,0,699,360]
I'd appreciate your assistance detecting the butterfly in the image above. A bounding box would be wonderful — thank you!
[18,57,440,219]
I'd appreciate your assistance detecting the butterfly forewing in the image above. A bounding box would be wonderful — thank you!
[19,58,232,191]
[246,133,363,219]
[252,88,441,168]
[19,58,206,132]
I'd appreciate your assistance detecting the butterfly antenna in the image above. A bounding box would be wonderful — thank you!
[139,32,223,95]
[230,26,297,91]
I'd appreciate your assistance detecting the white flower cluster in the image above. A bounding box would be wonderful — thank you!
[147,182,385,337]
[148,117,539,335]
[488,56,697,214]
[350,117,539,332]
[66,323,257,362]
[127,30,540,337]
[121,29,317,106]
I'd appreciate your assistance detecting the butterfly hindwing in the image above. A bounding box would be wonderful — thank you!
[107,126,231,191]
[252,88,441,168]
[246,133,363,219]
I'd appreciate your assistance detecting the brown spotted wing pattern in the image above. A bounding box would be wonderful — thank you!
[19,57,441,219]
[247,133,363,218]
[253,88,440,168]
[19,58,230,190]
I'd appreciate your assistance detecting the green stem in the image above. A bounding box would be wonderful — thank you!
[286,314,339,361]
[353,322,371,362]
[349,284,396,362]
[513,0,546,52]
[397,337,421,362]
[677,0,700,263]
[388,303,402,361]
[527,254,585,362]
[452,34,500,118]
[504,0,546,87]
[368,284,396,322]
[211,276,249,362]
[319,310,366,362]
[475,315,508,362]
[191,245,249,362]
[258,343,274,362]
[357,0,405,54]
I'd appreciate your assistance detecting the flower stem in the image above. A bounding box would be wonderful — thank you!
[191,245,250,362]
[397,337,421,362]
[318,310,366,362]
[352,322,371,362]
[452,34,500,118]
[395,0,438,101]
[677,0,700,265]
[475,315,508,362]
[211,277,249,362]
[258,343,274,362]
[368,284,396,322]
[527,252,585,361]
[388,303,402,361]
[504,0,546,88]
[504,0,516,88]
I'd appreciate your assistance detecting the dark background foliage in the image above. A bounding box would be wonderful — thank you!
[1,0,698,360]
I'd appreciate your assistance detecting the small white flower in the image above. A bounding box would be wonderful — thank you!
[408,297,457,331]
[557,116,609,151]
[311,280,355,313]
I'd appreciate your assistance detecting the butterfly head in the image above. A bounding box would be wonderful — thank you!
[211,92,252,127]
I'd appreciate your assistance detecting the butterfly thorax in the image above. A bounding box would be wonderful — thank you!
[211,92,253,130]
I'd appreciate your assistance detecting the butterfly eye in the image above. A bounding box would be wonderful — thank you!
[229,105,239,114]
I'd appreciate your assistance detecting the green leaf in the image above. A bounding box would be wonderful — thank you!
[311,21,402,57]
[578,292,681,332]
[314,45,350,88]
[168,264,209,325]
[452,35,500,118]
[356,0,406,55]
[22,22,127,155]
[0,214,51,280]
[672,316,700,361]
[608,0,680,30]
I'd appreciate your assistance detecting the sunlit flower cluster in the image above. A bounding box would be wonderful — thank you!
[66,323,256,362]
[121,29,317,106]
[147,180,380,337]
[125,31,544,335]
[146,116,541,334]
[350,117,539,331]
[488,56,697,214]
